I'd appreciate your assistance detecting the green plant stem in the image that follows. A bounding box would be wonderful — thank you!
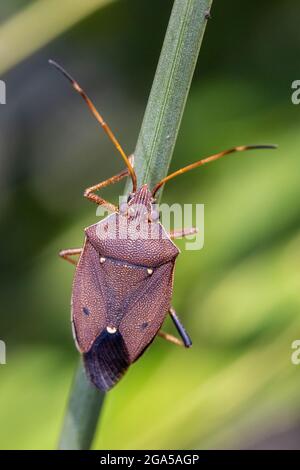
[58,0,212,450]
[125,0,213,193]
[58,360,105,450]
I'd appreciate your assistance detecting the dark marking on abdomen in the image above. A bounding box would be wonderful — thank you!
[83,329,130,391]
[83,307,90,316]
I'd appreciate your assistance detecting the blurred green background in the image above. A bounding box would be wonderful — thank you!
[1,0,300,450]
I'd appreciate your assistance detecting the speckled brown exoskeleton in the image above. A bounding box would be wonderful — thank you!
[50,60,276,391]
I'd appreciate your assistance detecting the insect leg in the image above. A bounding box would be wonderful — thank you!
[169,227,198,239]
[158,308,192,348]
[169,307,192,348]
[59,248,82,266]
[84,155,134,211]
[158,331,184,347]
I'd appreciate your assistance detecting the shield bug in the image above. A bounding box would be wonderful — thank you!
[50,60,276,391]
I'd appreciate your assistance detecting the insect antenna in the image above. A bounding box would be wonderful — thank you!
[49,59,137,192]
[151,144,277,197]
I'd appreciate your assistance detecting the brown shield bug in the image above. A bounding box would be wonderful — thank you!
[49,60,276,391]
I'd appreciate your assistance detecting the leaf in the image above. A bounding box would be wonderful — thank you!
[0,0,115,75]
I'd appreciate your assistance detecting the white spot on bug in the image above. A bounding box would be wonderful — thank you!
[106,326,117,334]
[147,268,153,275]
[100,257,106,264]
